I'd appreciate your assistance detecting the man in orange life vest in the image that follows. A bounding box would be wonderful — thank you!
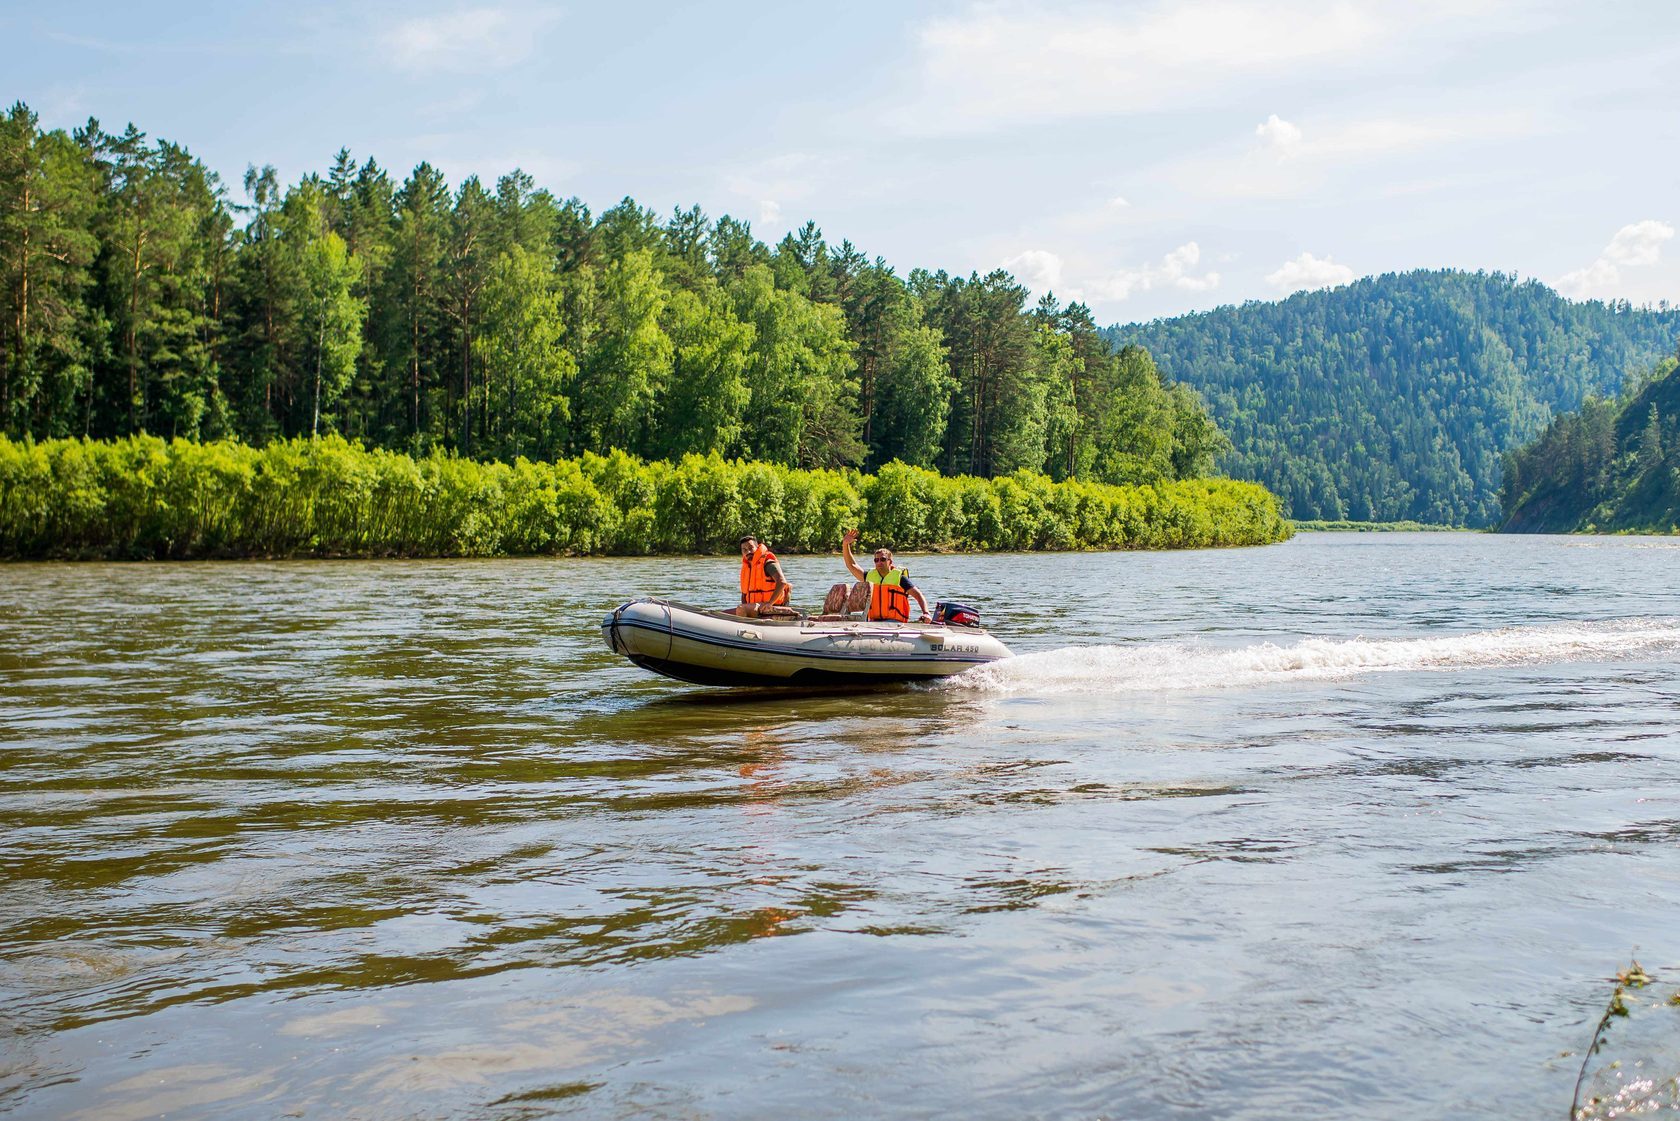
[841,529,932,624]
[736,534,791,618]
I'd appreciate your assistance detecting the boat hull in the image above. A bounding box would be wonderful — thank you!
[602,598,1010,686]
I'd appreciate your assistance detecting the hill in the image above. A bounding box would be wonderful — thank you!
[1499,351,1680,533]
[1106,271,1680,526]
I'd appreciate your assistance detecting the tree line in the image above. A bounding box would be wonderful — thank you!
[0,101,1226,488]
[1109,270,1680,526]
[1499,348,1680,533]
[0,435,1291,560]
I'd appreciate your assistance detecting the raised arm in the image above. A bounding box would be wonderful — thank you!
[840,528,867,582]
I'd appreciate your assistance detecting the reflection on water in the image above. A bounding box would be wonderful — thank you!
[3,534,1680,1119]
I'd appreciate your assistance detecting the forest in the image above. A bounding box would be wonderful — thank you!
[1109,271,1680,526]
[1499,348,1680,533]
[0,102,1224,491]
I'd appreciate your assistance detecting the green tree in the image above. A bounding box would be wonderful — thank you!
[1091,345,1178,485]
[652,278,751,458]
[323,154,396,443]
[1167,382,1231,479]
[1638,403,1663,473]
[299,230,364,437]
[869,316,952,469]
[662,204,711,283]
[91,126,230,438]
[573,248,671,454]
[0,103,100,437]
[229,163,293,435]
[710,214,766,280]
[389,163,451,446]
[1034,322,1083,479]
[490,170,560,259]
[474,244,573,461]
[924,270,1036,477]
[728,264,861,468]
[446,175,495,451]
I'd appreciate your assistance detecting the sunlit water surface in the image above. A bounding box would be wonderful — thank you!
[3,533,1680,1119]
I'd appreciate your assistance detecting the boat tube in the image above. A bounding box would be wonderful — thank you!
[602,598,1012,686]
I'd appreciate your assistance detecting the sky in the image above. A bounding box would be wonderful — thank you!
[6,0,1680,325]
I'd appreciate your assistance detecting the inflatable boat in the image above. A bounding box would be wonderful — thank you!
[602,598,1012,686]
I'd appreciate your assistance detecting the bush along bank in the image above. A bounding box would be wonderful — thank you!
[0,436,1293,560]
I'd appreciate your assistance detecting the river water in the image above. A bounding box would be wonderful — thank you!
[3,532,1679,1120]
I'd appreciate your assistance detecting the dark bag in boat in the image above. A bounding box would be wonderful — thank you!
[933,601,982,627]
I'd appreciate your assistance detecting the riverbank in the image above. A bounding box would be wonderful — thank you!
[0,436,1291,560]
[1291,519,1471,532]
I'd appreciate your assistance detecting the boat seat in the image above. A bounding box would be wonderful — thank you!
[821,581,873,617]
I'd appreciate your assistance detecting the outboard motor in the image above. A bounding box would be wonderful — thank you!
[933,601,982,627]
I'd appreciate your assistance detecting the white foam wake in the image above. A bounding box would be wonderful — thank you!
[942,619,1680,695]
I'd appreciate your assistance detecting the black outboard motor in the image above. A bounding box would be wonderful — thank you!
[933,601,982,627]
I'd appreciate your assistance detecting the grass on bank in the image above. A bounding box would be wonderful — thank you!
[1291,519,1470,532]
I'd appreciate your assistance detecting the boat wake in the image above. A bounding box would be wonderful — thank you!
[940,619,1680,694]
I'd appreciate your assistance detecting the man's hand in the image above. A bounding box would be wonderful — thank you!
[842,528,859,545]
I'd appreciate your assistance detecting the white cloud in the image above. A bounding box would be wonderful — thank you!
[385,7,554,73]
[897,0,1506,133]
[1555,259,1619,297]
[1003,249,1066,297]
[1256,114,1302,151]
[1094,242,1220,301]
[1602,219,1674,267]
[1266,251,1355,292]
[1557,219,1675,298]
[759,200,783,228]
[1108,195,1132,209]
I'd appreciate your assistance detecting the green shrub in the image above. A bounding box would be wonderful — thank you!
[0,436,1292,559]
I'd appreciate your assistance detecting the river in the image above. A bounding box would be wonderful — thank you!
[3,532,1679,1119]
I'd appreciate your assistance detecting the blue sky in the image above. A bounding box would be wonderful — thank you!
[7,0,1679,324]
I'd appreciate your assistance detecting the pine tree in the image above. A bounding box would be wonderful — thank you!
[390,163,450,447]
[0,103,100,437]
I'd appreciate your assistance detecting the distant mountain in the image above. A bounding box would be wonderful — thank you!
[1499,352,1680,533]
[1105,271,1680,526]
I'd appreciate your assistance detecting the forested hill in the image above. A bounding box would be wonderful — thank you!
[1106,271,1680,526]
[1499,350,1680,533]
[0,102,1221,491]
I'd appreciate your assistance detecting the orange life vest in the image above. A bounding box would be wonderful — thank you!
[740,543,788,605]
[866,567,909,622]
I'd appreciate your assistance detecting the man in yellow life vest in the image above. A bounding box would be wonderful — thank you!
[736,534,791,618]
[841,529,932,624]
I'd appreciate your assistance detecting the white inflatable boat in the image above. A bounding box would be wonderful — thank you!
[602,598,1012,686]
